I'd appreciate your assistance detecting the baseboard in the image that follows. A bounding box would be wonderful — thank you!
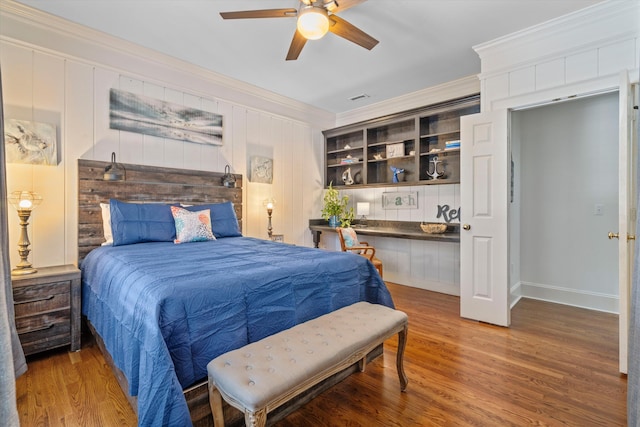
[387,273,459,296]
[509,282,522,309]
[514,281,618,314]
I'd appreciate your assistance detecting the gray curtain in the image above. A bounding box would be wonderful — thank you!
[0,66,25,426]
[629,72,640,426]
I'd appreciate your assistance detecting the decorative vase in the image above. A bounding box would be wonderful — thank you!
[328,216,339,227]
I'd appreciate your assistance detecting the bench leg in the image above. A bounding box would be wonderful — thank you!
[358,357,366,372]
[209,382,226,427]
[396,324,409,391]
[245,408,267,427]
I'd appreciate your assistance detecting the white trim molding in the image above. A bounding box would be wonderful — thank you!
[516,281,619,314]
[335,75,480,127]
[0,0,335,130]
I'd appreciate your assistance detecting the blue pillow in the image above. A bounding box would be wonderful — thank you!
[185,201,242,238]
[110,199,177,246]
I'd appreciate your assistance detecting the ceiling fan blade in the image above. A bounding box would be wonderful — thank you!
[220,8,297,19]
[325,0,368,13]
[328,14,378,50]
[286,30,308,61]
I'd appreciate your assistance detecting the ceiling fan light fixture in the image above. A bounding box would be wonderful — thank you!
[297,6,330,40]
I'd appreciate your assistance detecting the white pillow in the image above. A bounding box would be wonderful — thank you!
[100,202,113,246]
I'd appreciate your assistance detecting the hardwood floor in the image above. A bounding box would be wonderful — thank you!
[15,283,627,426]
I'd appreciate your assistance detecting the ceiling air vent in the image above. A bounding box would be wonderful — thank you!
[348,93,370,102]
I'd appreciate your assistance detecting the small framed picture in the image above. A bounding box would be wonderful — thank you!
[386,142,405,159]
[271,234,284,243]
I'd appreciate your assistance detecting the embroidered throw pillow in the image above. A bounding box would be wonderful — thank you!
[171,206,216,244]
[340,227,360,249]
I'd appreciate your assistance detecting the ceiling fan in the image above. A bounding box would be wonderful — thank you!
[220,0,379,60]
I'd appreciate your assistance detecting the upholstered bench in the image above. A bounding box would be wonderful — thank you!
[207,301,409,427]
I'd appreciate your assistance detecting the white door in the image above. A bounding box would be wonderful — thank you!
[615,70,635,374]
[460,110,510,326]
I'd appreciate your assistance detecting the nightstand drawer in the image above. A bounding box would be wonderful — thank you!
[15,310,70,335]
[17,315,71,356]
[14,288,70,318]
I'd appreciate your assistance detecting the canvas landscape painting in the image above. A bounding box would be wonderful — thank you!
[4,119,58,165]
[109,89,223,145]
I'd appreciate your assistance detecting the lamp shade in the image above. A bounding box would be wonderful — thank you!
[357,202,370,216]
[104,152,126,181]
[263,198,276,210]
[8,190,42,211]
[297,6,329,40]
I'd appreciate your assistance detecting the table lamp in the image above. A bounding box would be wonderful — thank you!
[8,190,43,275]
[263,198,276,238]
[357,202,370,227]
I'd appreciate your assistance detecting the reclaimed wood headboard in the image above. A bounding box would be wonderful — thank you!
[77,159,242,264]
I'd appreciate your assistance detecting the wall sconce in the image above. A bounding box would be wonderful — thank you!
[263,198,276,238]
[357,202,370,226]
[8,190,42,275]
[103,152,126,181]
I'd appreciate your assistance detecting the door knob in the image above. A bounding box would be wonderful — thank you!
[608,232,619,239]
[463,224,471,231]
[628,234,636,241]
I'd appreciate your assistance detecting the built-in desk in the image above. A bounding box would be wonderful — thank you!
[309,219,459,248]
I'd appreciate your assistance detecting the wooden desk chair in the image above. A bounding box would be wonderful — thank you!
[336,227,383,278]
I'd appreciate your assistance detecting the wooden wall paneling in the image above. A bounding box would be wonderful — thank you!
[484,74,510,110]
[409,239,426,285]
[117,76,145,165]
[423,241,440,285]
[509,66,536,97]
[438,241,457,286]
[269,116,282,238]
[141,82,167,167]
[599,39,637,76]
[244,109,262,238]
[93,68,119,163]
[231,104,248,232]
[535,58,566,91]
[216,100,235,172]
[423,185,440,221]
[2,43,34,270]
[64,61,95,265]
[32,51,66,268]
[302,126,322,247]
[565,50,599,84]
[288,122,304,245]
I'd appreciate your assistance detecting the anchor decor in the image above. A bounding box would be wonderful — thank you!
[426,156,445,180]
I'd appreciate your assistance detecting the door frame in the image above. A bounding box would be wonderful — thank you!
[480,73,638,373]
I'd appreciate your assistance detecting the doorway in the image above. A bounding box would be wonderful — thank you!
[509,92,620,314]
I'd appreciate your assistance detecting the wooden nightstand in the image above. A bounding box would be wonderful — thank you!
[11,264,81,356]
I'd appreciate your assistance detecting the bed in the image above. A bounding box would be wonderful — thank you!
[77,159,394,427]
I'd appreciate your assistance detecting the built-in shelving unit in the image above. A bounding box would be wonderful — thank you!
[323,95,480,187]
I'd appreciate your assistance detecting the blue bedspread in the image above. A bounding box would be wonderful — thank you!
[81,237,393,426]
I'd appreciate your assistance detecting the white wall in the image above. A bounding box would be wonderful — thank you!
[513,92,619,312]
[0,2,330,269]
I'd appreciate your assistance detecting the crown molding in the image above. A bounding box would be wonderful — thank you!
[473,0,640,76]
[334,75,480,127]
[0,0,335,129]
